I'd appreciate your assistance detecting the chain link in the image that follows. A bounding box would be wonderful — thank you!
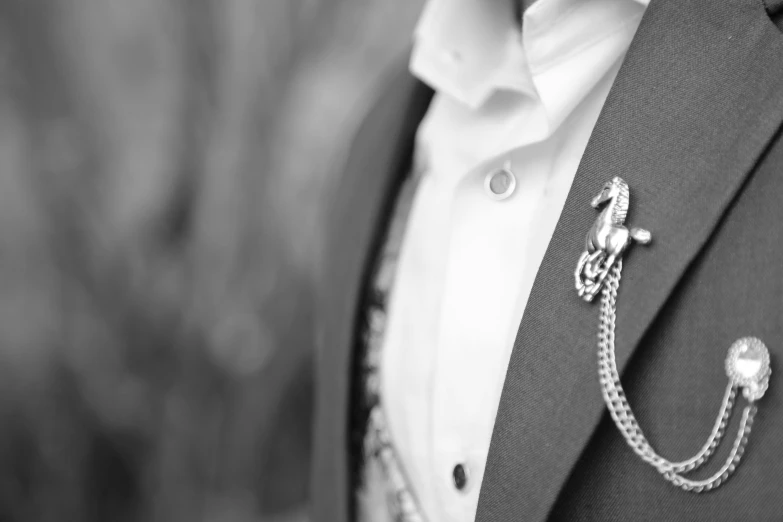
[598,261,756,492]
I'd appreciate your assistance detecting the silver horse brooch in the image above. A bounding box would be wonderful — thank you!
[576,177,771,493]
[575,176,652,301]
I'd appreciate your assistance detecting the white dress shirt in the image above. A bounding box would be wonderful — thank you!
[378,0,649,520]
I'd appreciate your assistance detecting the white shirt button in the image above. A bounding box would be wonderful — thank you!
[484,162,516,200]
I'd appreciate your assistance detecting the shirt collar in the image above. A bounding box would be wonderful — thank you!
[410,0,649,110]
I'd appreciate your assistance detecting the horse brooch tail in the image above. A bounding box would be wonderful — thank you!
[574,176,651,302]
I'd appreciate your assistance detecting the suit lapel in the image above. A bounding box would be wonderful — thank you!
[477,0,783,519]
[311,69,433,521]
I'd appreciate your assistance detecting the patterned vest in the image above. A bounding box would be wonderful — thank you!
[351,173,426,522]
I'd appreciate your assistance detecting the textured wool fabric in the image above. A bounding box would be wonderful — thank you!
[310,0,783,519]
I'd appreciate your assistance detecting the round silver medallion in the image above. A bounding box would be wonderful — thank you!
[725,337,771,401]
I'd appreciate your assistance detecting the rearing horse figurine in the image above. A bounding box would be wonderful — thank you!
[575,177,651,302]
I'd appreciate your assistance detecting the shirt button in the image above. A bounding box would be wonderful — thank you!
[452,463,469,491]
[484,162,516,201]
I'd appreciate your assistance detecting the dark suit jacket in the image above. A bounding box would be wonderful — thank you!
[311,0,783,519]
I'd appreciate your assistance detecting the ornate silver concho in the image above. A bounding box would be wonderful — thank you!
[726,337,771,402]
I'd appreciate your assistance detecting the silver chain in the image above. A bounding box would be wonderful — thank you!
[598,260,757,492]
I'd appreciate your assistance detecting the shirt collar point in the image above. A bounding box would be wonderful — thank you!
[410,43,492,109]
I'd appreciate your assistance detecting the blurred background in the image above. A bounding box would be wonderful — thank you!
[0,0,422,520]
